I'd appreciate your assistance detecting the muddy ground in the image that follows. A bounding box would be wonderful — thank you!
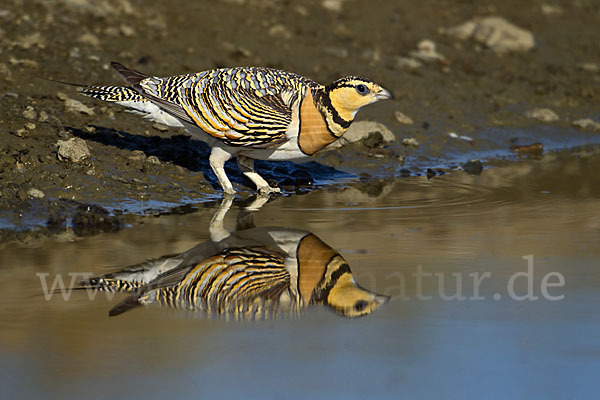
[1,0,599,242]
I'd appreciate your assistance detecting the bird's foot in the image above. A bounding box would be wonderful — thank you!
[257,185,281,195]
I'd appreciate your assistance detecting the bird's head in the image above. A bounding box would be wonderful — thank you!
[314,255,390,318]
[318,77,392,136]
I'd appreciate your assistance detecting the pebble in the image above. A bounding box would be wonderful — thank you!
[446,17,535,53]
[402,138,420,147]
[119,24,136,37]
[65,98,95,115]
[38,110,49,122]
[24,122,36,130]
[572,118,600,132]
[152,123,168,132]
[525,108,559,122]
[327,121,395,149]
[57,138,91,162]
[22,106,36,120]
[128,150,147,161]
[9,57,38,68]
[268,24,292,40]
[541,4,563,15]
[146,155,161,164]
[395,56,423,69]
[395,111,414,125]
[321,0,344,12]
[409,39,446,63]
[78,32,100,47]
[27,188,45,199]
[462,159,483,175]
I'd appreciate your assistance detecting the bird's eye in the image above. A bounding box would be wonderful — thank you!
[355,84,368,95]
[354,300,368,312]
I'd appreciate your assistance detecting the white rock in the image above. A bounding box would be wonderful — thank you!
[525,108,559,122]
[325,121,395,150]
[395,111,414,125]
[57,138,91,162]
[27,188,45,199]
[22,106,36,120]
[572,118,600,132]
[446,21,478,40]
[402,138,420,147]
[268,24,292,40]
[321,0,345,12]
[65,98,95,115]
[447,17,535,53]
[395,56,422,69]
[78,32,100,47]
[541,4,563,15]
[410,39,446,63]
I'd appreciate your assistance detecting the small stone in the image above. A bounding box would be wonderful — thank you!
[462,159,483,175]
[541,4,563,15]
[120,24,136,37]
[327,121,395,149]
[395,111,414,125]
[9,57,38,68]
[78,32,100,47]
[447,17,535,53]
[410,39,446,63]
[525,108,559,122]
[400,168,411,177]
[15,128,27,137]
[268,24,292,40]
[152,123,168,132]
[22,106,36,120]
[572,118,600,132]
[321,0,344,12]
[402,138,420,147]
[56,92,69,101]
[14,32,45,50]
[24,122,36,130]
[146,155,161,164]
[64,98,95,115]
[395,56,422,69]
[57,137,91,162]
[38,110,49,122]
[27,188,45,199]
[445,21,478,40]
[128,150,147,161]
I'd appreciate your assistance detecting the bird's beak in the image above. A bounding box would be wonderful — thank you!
[375,294,390,305]
[375,87,393,100]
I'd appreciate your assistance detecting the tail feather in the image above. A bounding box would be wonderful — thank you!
[111,61,149,86]
[79,85,146,103]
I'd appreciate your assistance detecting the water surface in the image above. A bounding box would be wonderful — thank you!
[1,147,599,399]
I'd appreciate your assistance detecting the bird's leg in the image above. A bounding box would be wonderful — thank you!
[237,155,281,194]
[209,195,234,242]
[209,146,235,194]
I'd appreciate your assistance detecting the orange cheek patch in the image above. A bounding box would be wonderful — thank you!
[296,233,338,303]
[298,91,338,155]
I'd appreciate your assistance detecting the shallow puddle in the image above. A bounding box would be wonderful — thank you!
[1,147,599,399]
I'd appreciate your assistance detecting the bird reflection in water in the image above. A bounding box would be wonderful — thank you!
[81,196,389,320]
